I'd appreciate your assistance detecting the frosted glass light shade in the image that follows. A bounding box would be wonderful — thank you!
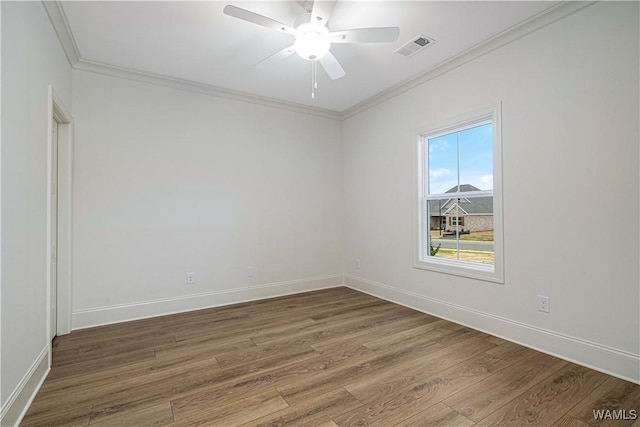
[294,32,330,61]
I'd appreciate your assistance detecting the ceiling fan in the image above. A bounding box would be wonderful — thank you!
[223,1,400,98]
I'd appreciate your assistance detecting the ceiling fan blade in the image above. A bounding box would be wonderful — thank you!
[255,45,296,68]
[329,27,400,43]
[319,52,345,80]
[223,5,297,36]
[310,0,336,28]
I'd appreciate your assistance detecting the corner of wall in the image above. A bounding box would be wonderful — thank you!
[345,275,640,384]
[0,347,50,427]
[72,274,345,330]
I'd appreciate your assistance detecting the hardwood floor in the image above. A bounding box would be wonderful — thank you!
[21,287,639,426]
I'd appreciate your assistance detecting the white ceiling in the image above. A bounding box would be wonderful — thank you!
[59,1,559,112]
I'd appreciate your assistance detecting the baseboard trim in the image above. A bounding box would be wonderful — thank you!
[345,274,640,384]
[0,346,50,427]
[72,274,344,330]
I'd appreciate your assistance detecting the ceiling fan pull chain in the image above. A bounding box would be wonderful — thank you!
[311,60,316,98]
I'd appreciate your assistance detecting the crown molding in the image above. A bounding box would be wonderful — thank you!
[74,59,342,120]
[340,1,595,120]
[43,0,594,122]
[42,0,341,120]
[41,1,80,67]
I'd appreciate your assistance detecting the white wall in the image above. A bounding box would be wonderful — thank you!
[71,70,343,327]
[1,1,72,423]
[343,2,639,381]
[3,6,638,425]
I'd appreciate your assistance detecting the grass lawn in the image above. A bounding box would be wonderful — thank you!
[434,248,494,265]
[431,230,494,241]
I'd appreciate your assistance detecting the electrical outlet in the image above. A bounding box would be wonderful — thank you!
[356,258,361,269]
[247,266,254,278]
[537,295,550,313]
[186,272,195,284]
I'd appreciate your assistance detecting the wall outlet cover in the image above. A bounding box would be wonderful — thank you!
[537,295,550,313]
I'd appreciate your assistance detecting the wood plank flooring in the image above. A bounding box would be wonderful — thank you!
[21,287,639,426]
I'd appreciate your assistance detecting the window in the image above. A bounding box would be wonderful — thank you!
[415,104,503,283]
[449,216,464,227]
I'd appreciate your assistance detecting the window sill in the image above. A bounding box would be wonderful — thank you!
[413,258,504,284]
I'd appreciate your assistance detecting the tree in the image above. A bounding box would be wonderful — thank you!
[430,242,441,256]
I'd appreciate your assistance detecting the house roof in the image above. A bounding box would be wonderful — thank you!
[446,184,482,194]
[429,184,493,215]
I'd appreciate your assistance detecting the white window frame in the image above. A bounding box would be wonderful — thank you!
[450,216,464,227]
[414,103,504,284]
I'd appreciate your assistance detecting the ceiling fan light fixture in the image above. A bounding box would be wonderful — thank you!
[294,31,330,61]
[224,1,399,91]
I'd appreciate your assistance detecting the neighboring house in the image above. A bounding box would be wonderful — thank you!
[429,184,493,232]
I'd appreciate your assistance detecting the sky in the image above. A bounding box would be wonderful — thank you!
[427,122,493,195]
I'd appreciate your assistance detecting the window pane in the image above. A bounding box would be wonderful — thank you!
[427,196,494,265]
[427,133,457,194]
[459,123,493,192]
[417,106,501,282]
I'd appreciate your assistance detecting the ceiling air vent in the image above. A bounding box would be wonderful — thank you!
[394,34,436,58]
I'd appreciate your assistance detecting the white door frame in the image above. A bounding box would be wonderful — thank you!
[47,85,73,350]
[50,115,59,341]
